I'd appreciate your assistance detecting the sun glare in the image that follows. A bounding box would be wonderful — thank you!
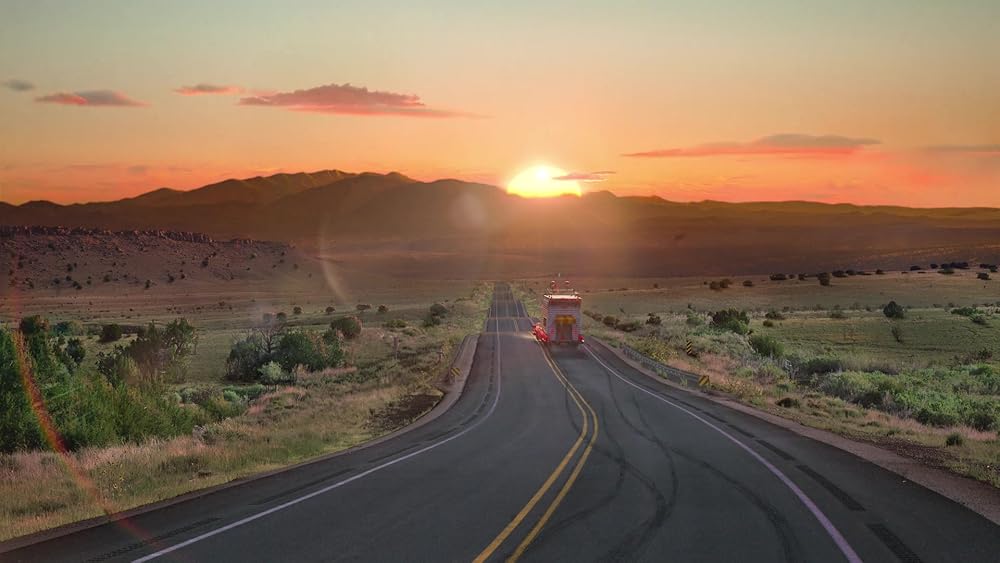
[506,165,582,198]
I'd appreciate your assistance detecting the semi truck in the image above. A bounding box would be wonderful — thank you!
[532,279,584,345]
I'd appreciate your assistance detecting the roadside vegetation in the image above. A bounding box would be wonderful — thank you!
[521,271,1000,488]
[0,283,490,541]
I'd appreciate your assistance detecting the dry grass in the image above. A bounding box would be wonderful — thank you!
[0,282,491,542]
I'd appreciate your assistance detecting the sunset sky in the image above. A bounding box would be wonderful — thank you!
[1,0,998,206]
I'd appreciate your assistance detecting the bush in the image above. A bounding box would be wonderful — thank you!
[645,313,662,326]
[743,280,754,287]
[762,319,774,328]
[258,361,296,385]
[951,307,980,317]
[602,315,618,327]
[710,309,749,334]
[429,303,448,317]
[829,307,847,320]
[330,316,362,339]
[616,320,641,332]
[945,433,964,447]
[53,320,85,336]
[99,323,123,343]
[19,315,48,336]
[226,335,267,382]
[65,338,86,364]
[274,332,325,372]
[882,301,905,319]
[356,303,372,313]
[769,273,788,281]
[325,306,336,314]
[384,318,407,329]
[776,397,800,408]
[749,334,784,357]
[801,356,843,375]
[293,306,302,315]
[377,304,389,314]
[765,310,785,320]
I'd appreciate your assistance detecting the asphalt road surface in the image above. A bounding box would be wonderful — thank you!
[2,284,998,562]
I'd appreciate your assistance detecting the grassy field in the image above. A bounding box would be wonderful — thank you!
[515,271,1000,488]
[0,280,490,541]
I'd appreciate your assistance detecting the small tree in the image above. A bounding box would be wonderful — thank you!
[883,301,905,319]
[293,306,302,315]
[356,303,372,313]
[429,303,448,317]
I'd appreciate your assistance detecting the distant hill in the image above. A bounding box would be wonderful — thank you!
[3,170,1000,278]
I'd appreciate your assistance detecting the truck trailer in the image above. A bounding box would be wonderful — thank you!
[532,280,584,345]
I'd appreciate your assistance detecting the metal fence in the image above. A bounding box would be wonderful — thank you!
[619,344,701,386]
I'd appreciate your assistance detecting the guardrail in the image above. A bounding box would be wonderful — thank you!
[618,343,702,386]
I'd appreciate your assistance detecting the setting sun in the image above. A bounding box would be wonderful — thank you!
[506,166,582,198]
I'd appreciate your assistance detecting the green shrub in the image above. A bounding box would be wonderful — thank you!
[53,320,85,336]
[882,301,905,319]
[602,315,619,327]
[226,335,267,382]
[762,319,775,328]
[274,332,325,372]
[945,433,964,446]
[258,361,296,385]
[710,309,749,334]
[951,307,981,317]
[429,303,448,317]
[377,304,389,314]
[65,338,86,364]
[764,310,785,320]
[801,356,844,375]
[330,316,362,339]
[384,318,407,329]
[749,334,784,357]
[99,323,123,343]
[19,316,49,336]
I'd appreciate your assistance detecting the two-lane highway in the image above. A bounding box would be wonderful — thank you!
[2,283,998,562]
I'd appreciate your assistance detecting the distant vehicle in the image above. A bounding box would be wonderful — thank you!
[533,279,584,345]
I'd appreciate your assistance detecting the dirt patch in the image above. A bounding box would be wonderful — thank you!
[366,392,442,433]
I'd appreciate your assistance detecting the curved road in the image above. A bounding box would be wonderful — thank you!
[2,284,998,562]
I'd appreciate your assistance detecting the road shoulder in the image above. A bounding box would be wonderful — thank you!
[589,336,1000,526]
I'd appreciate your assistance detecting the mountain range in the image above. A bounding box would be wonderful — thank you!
[4,170,1000,277]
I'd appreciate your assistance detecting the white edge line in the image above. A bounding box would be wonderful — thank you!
[133,308,505,562]
[583,345,863,563]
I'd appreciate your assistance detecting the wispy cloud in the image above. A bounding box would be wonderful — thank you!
[35,90,147,107]
[623,134,880,158]
[238,82,478,118]
[3,79,34,92]
[553,170,616,182]
[925,144,1000,156]
[174,83,242,96]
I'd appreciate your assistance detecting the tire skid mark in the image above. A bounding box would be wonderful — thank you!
[590,344,804,563]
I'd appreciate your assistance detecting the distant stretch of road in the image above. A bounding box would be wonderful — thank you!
[2,284,999,562]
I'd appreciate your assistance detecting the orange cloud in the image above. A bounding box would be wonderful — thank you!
[35,90,147,107]
[174,83,242,96]
[624,134,880,158]
[552,170,615,181]
[238,82,478,118]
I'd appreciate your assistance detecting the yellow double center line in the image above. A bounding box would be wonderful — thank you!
[474,344,600,562]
